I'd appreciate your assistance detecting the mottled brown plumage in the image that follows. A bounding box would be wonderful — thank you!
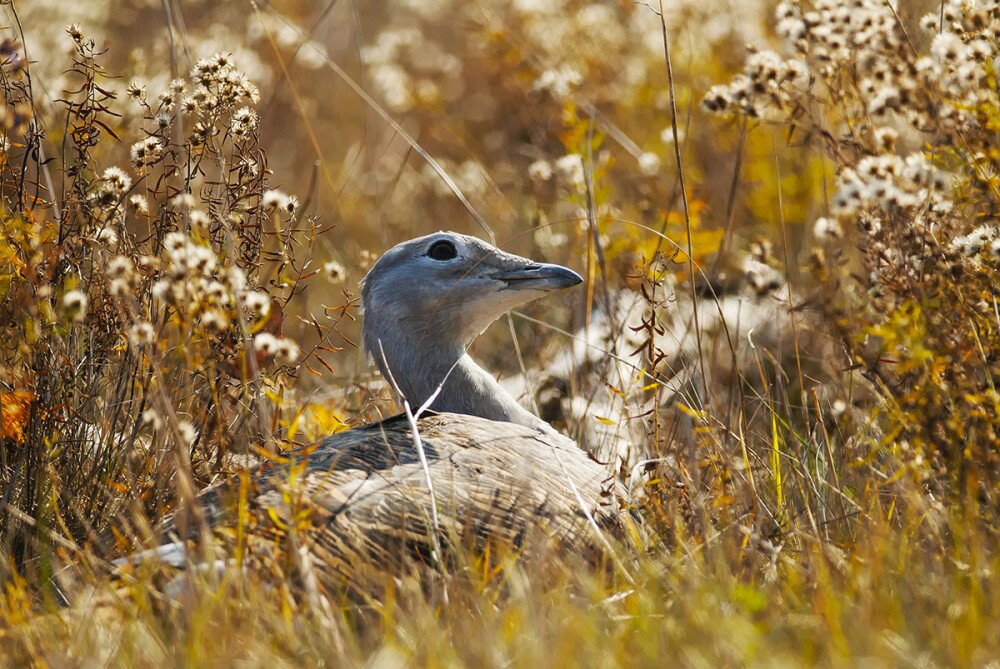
[187,412,622,595]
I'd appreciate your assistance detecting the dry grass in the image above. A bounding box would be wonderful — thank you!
[1,0,1000,666]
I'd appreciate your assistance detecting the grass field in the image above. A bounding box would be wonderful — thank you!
[2,0,1000,666]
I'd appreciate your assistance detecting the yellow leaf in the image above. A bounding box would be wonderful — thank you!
[266,506,288,531]
[1,391,33,444]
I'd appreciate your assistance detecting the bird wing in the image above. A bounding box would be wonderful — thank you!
[175,413,621,593]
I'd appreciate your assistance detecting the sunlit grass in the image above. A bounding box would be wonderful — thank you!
[2,0,1000,665]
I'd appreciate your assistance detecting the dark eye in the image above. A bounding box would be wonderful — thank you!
[427,239,457,261]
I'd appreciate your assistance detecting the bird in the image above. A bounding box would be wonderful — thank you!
[144,231,624,597]
[361,231,582,435]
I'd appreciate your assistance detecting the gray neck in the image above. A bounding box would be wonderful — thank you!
[366,322,549,433]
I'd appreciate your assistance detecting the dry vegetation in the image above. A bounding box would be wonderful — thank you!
[1,0,1000,666]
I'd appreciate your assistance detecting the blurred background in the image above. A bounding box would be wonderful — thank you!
[18,0,827,391]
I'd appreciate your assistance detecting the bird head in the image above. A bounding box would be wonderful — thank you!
[361,231,582,352]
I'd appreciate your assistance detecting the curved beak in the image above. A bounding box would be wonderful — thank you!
[493,262,583,291]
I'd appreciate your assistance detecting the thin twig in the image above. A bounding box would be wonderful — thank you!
[656,0,710,408]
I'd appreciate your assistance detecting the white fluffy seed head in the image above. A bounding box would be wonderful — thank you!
[244,290,271,317]
[200,309,230,335]
[106,255,134,279]
[129,321,156,346]
[253,332,280,356]
[109,278,132,298]
[324,260,345,282]
[274,339,300,365]
[141,408,162,430]
[262,190,287,209]
[62,289,88,321]
[813,216,843,241]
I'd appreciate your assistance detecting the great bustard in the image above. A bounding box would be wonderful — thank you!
[147,232,622,593]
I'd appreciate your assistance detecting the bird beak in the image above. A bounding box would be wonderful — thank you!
[493,262,583,291]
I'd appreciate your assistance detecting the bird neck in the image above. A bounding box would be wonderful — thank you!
[366,322,547,432]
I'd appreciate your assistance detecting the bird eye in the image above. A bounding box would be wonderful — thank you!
[427,239,458,261]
